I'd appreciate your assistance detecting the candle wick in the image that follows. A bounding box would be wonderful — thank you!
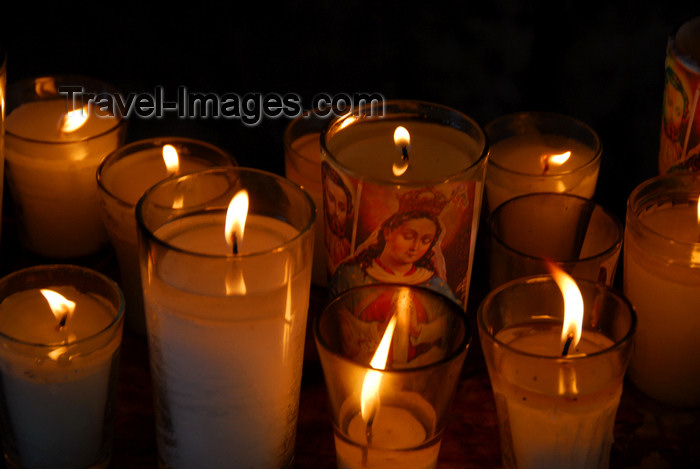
[401,145,409,162]
[57,313,68,330]
[232,232,239,255]
[540,154,550,175]
[561,333,574,356]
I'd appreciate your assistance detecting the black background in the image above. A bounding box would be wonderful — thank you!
[2,1,699,226]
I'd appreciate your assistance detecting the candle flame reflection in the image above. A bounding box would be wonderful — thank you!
[40,289,76,327]
[361,313,398,422]
[162,144,180,176]
[59,105,90,133]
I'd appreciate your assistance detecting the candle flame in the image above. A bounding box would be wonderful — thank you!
[546,263,584,353]
[540,151,571,174]
[393,126,410,148]
[225,190,249,251]
[40,289,76,327]
[59,105,90,133]
[392,126,411,176]
[360,313,398,421]
[162,144,180,176]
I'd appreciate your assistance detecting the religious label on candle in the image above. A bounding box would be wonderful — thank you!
[0,265,124,469]
[322,101,487,308]
[659,15,700,174]
[5,76,126,258]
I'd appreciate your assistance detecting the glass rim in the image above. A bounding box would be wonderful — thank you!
[477,274,637,361]
[489,191,623,263]
[314,283,471,374]
[283,106,343,167]
[320,99,489,186]
[136,166,316,260]
[626,172,700,249]
[0,264,125,348]
[97,136,237,208]
[484,110,602,177]
[5,74,126,144]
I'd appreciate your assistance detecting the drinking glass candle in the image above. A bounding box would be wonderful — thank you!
[0,264,125,469]
[4,75,127,259]
[659,15,700,174]
[478,271,636,469]
[284,108,337,287]
[489,193,623,289]
[137,167,315,468]
[314,284,471,469]
[321,100,488,309]
[97,137,237,336]
[484,111,602,213]
[624,172,700,406]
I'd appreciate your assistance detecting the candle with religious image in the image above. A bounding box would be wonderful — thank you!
[4,76,126,259]
[484,111,601,213]
[659,15,700,174]
[321,100,488,308]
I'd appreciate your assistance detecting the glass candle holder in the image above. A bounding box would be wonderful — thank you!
[0,48,6,249]
[484,111,602,214]
[284,108,338,287]
[97,136,237,336]
[478,275,636,469]
[659,15,700,174]
[4,75,127,259]
[488,192,623,289]
[0,264,125,469]
[624,172,700,406]
[136,167,315,468]
[314,283,471,469]
[321,100,488,309]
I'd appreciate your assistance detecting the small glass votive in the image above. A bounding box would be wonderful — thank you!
[478,275,636,469]
[137,167,315,468]
[624,172,700,406]
[488,192,623,289]
[4,75,127,259]
[484,111,602,214]
[97,137,237,336]
[314,284,471,469]
[284,108,339,287]
[0,264,125,469]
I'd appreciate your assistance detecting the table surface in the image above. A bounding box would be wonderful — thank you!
[109,283,700,469]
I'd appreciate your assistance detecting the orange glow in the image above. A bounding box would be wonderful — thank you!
[59,105,90,133]
[162,144,179,176]
[40,289,76,327]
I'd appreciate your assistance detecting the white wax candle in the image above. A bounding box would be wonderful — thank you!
[99,147,225,335]
[0,286,120,469]
[486,135,599,212]
[332,121,481,181]
[624,204,700,406]
[493,324,619,469]
[334,392,439,469]
[143,213,310,467]
[285,132,327,286]
[5,99,123,258]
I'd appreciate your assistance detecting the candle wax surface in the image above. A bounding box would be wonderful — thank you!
[496,322,615,358]
[489,134,594,175]
[101,150,217,205]
[638,203,700,243]
[0,286,114,344]
[6,99,119,143]
[329,121,482,182]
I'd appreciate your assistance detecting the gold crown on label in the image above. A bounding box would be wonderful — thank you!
[397,189,448,216]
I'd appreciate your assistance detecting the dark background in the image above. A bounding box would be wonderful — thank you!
[2,1,699,225]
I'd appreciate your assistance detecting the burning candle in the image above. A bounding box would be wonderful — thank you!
[137,168,315,468]
[4,76,126,259]
[0,265,124,469]
[624,172,700,406]
[321,100,487,308]
[478,267,636,469]
[97,137,236,336]
[315,284,470,469]
[284,109,337,286]
[484,111,601,213]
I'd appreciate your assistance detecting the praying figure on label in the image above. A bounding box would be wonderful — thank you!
[329,188,459,305]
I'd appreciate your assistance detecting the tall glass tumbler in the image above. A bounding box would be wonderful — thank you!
[137,167,315,468]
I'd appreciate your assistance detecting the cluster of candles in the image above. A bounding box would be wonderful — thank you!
[0,41,698,469]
